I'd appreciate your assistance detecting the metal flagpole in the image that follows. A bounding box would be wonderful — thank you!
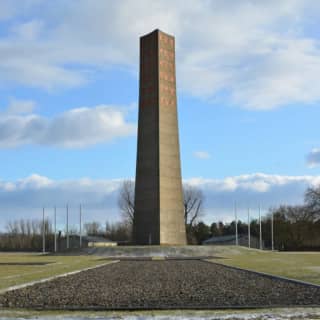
[80,204,82,248]
[259,204,262,250]
[42,207,45,253]
[54,206,57,253]
[66,204,69,249]
[248,207,250,248]
[235,202,238,246]
[271,210,274,251]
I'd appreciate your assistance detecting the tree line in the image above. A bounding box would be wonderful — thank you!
[1,182,319,251]
[0,218,54,251]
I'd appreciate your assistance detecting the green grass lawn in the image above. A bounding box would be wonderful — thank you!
[0,252,105,291]
[212,246,320,285]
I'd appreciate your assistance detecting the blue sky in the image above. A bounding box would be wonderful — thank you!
[1,0,320,230]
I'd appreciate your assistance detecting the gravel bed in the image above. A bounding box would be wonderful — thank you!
[0,260,319,309]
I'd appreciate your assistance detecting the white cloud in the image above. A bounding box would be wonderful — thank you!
[0,174,122,230]
[1,1,320,109]
[17,174,52,189]
[0,55,87,89]
[185,173,320,193]
[184,173,320,222]
[6,97,36,114]
[193,151,211,159]
[0,104,136,148]
[0,0,40,21]
[0,172,319,230]
[10,19,43,41]
[307,148,320,168]
[0,0,17,21]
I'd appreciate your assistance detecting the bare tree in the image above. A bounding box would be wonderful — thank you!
[105,220,132,242]
[6,221,18,235]
[117,180,204,228]
[3,218,53,251]
[305,186,320,220]
[183,184,204,227]
[84,221,102,236]
[117,180,135,224]
[31,219,39,235]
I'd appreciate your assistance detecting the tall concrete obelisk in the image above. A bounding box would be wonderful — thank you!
[133,29,186,245]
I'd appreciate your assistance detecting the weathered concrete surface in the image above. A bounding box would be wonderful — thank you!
[134,29,186,245]
[81,245,221,257]
[2,309,320,319]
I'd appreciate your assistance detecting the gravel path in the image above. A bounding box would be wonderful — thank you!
[0,260,320,309]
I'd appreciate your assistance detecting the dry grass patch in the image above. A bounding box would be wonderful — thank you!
[0,252,104,290]
[211,246,320,285]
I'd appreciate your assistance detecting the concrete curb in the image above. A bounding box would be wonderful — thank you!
[0,260,119,294]
[204,259,320,289]
[13,304,320,311]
